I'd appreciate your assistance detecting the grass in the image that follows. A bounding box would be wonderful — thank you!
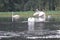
[0,11,60,18]
[0,11,60,21]
[45,11,60,21]
[0,12,12,17]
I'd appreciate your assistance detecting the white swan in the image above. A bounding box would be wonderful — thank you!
[28,10,46,32]
[33,11,46,22]
[12,12,20,22]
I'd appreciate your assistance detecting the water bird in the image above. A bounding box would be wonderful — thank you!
[12,12,20,22]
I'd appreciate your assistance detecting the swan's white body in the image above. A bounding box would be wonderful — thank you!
[12,15,20,22]
[33,11,46,22]
[28,11,46,31]
[12,15,20,19]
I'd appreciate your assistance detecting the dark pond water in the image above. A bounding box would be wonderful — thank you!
[0,17,60,40]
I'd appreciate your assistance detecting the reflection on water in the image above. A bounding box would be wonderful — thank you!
[0,17,60,40]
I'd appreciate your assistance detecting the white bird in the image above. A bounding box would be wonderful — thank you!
[47,15,53,21]
[47,15,52,19]
[33,11,46,22]
[12,12,20,22]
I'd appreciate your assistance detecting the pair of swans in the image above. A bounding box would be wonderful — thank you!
[28,11,46,22]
